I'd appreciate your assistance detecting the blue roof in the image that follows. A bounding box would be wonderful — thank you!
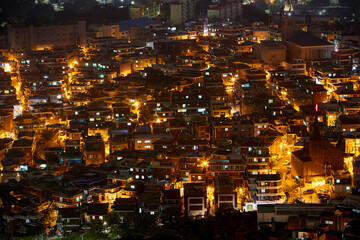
[112,17,156,32]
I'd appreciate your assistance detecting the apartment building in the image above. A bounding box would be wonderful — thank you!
[7,21,86,51]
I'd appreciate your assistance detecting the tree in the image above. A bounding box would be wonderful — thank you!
[254,0,268,11]
[83,220,109,240]
[149,229,182,240]
[309,0,330,6]
[243,4,269,25]
[268,160,275,174]
[195,0,212,17]
[139,104,155,124]
[106,213,133,239]
[35,129,58,160]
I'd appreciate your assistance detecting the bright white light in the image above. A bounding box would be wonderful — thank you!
[3,64,11,72]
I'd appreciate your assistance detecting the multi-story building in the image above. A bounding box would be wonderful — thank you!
[249,174,284,205]
[170,0,195,25]
[15,113,46,133]
[330,174,352,196]
[257,204,335,228]
[281,59,306,76]
[291,131,344,179]
[254,41,286,66]
[11,138,36,166]
[252,28,271,43]
[162,189,182,217]
[53,189,84,208]
[207,0,242,21]
[129,0,161,19]
[246,150,272,175]
[212,118,232,139]
[7,21,86,51]
[84,136,105,166]
[214,174,237,211]
[184,183,207,217]
[57,208,81,232]
[207,154,247,186]
[134,134,172,150]
[331,48,356,71]
[287,31,335,61]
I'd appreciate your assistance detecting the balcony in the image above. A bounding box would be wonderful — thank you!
[257,185,282,190]
[257,190,282,196]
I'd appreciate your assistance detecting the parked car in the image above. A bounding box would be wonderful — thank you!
[317,193,330,201]
[318,189,330,195]
[303,189,315,195]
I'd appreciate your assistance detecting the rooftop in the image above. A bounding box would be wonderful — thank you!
[288,31,334,47]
